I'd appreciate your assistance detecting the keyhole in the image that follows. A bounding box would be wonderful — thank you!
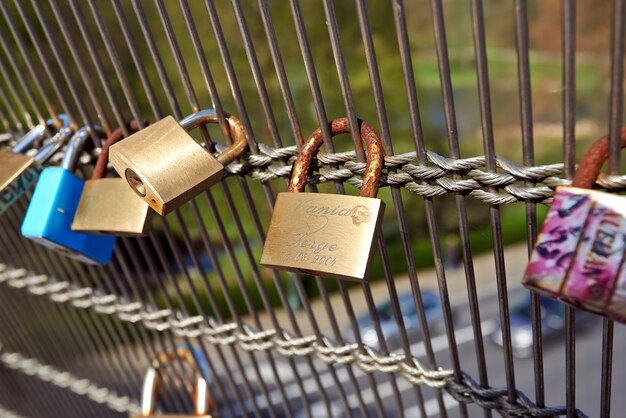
[125,169,146,197]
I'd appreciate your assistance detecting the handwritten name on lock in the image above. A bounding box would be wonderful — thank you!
[261,118,385,281]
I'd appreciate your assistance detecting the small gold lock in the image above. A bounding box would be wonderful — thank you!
[130,348,215,418]
[72,120,153,236]
[109,109,248,216]
[261,118,385,281]
[0,115,72,214]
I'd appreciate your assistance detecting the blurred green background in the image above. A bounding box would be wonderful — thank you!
[0,1,618,318]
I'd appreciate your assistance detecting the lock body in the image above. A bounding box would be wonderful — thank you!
[21,167,116,265]
[109,116,224,216]
[261,192,385,281]
[522,186,626,316]
[0,151,39,215]
[72,178,153,236]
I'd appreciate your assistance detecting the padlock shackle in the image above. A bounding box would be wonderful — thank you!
[289,118,384,198]
[572,128,626,189]
[179,109,248,166]
[11,114,71,154]
[140,348,211,417]
[92,120,148,180]
[33,127,74,165]
[61,125,105,172]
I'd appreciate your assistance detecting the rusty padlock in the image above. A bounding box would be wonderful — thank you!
[0,115,72,214]
[131,348,215,418]
[109,109,248,216]
[261,118,385,281]
[72,120,153,236]
[522,129,626,320]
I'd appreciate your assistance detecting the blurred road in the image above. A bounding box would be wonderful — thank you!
[223,243,626,417]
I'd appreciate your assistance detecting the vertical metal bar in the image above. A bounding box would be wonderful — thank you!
[466,0,517,403]
[0,250,87,417]
[255,0,304,146]
[8,200,122,386]
[0,210,101,417]
[0,292,93,417]
[284,1,391,416]
[562,0,576,180]
[561,0,578,417]
[229,0,283,147]
[354,1,458,416]
[28,0,105,142]
[601,1,624,416]
[10,0,78,128]
[418,0,489,416]
[141,2,295,416]
[109,0,163,119]
[66,0,131,134]
[46,0,112,137]
[224,1,350,415]
[122,3,262,416]
[113,241,192,412]
[513,0,544,408]
[0,56,33,130]
[0,84,25,133]
[0,2,64,126]
[0,25,49,130]
[321,1,431,416]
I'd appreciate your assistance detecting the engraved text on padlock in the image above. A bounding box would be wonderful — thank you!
[261,118,385,281]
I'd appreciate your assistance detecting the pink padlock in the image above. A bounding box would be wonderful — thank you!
[522,129,626,321]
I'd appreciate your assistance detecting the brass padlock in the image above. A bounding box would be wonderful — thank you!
[109,109,248,216]
[131,348,215,418]
[0,115,72,214]
[261,118,385,281]
[72,120,153,236]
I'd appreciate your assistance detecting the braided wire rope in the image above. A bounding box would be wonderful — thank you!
[0,264,589,417]
[0,350,139,415]
[214,143,626,204]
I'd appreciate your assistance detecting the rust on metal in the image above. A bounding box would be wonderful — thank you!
[91,120,148,180]
[572,127,626,189]
[288,117,384,197]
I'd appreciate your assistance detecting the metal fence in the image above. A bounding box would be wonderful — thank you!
[0,1,623,417]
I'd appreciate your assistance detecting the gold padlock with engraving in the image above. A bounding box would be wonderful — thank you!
[72,120,153,236]
[0,115,72,214]
[109,109,248,216]
[130,348,215,418]
[261,118,385,281]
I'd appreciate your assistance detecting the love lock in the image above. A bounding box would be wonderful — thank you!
[261,118,385,281]
[21,126,116,265]
[0,115,72,214]
[72,120,153,236]
[130,348,216,418]
[523,128,626,321]
[109,109,248,216]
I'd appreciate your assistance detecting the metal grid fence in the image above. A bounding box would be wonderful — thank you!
[0,1,623,417]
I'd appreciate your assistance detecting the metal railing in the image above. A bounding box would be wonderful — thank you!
[0,1,622,417]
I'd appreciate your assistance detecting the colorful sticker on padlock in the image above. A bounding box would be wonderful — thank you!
[522,187,593,296]
[560,191,626,312]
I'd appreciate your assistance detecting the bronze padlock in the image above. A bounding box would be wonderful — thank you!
[130,348,215,418]
[72,120,153,236]
[261,118,385,281]
[109,109,248,216]
[0,115,72,215]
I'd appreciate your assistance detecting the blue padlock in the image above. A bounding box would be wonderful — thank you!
[21,126,116,265]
